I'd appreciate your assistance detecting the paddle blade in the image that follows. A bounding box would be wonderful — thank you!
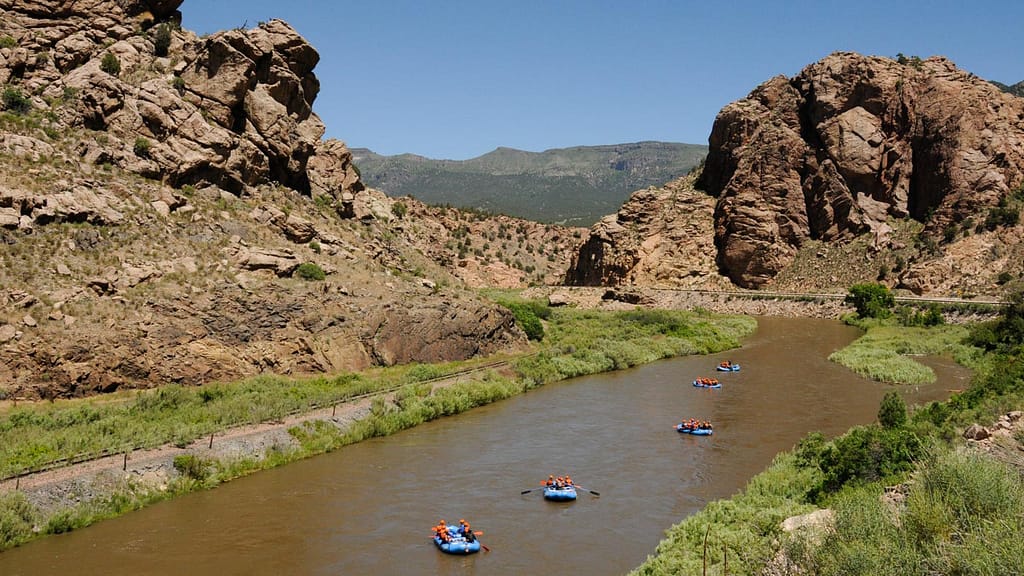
[521,489,533,494]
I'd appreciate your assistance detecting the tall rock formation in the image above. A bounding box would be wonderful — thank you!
[569,52,1024,294]
[0,0,361,198]
[0,0,526,400]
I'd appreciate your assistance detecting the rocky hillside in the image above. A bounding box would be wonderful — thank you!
[0,0,555,400]
[352,142,707,226]
[568,53,1024,297]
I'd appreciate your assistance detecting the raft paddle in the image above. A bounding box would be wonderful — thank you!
[520,487,543,494]
[480,542,491,552]
[574,486,600,496]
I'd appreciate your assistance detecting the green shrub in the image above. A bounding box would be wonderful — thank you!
[99,52,120,76]
[294,262,326,281]
[0,36,16,49]
[818,425,922,494]
[2,87,31,115]
[391,201,408,219]
[845,283,895,319]
[133,136,151,158]
[153,23,172,57]
[877,391,907,429]
[170,75,185,92]
[984,206,1019,231]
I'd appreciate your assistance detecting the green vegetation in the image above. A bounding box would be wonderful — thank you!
[828,319,976,384]
[152,23,172,57]
[352,142,708,226]
[294,262,326,281]
[491,295,551,341]
[0,306,753,550]
[2,87,31,115]
[99,52,121,76]
[0,36,16,49]
[633,290,1024,576]
[133,136,151,158]
[845,282,894,319]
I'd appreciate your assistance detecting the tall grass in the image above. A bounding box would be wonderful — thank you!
[807,451,1024,575]
[829,320,976,384]
[630,452,820,576]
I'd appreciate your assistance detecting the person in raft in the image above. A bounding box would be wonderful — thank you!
[434,520,451,542]
[458,519,476,542]
[720,361,733,369]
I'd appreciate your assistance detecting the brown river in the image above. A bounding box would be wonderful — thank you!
[0,317,969,575]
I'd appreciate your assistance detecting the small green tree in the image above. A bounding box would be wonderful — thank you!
[100,52,121,76]
[1,87,31,115]
[845,283,895,318]
[391,201,408,219]
[878,391,907,429]
[153,23,172,57]
[133,136,151,158]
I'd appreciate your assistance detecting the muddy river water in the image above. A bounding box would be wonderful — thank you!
[0,317,969,575]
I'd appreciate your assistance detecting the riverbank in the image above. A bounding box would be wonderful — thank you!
[0,305,756,551]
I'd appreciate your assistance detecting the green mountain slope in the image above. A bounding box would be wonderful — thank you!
[351,142,708,226]
[992,79,1024,97]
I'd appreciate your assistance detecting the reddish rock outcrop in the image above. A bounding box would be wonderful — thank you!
[565,176,732,288]
[569,52,1024,294]
[0,0,361,198]
[700,53,1024,288]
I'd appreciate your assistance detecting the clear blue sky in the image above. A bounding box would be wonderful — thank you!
[182,1,1024,160]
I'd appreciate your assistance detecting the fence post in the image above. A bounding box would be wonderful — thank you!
[123,452,128,471]
[332,404,337,417]
[209,432,214,449]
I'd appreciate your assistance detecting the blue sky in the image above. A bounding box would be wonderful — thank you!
[182,1,1024,160]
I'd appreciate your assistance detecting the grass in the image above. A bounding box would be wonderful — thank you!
[0,306,754,551]
[828,318,978,384]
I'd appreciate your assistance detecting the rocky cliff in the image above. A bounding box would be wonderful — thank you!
[568,52,1024,296]
[0,0,531,400]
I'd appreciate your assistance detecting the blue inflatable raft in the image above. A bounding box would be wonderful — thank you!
[693,380,722,389]
[433,525,481,554]
[543,485,578,501]
[675,423,713,435]
[716,363,740,372]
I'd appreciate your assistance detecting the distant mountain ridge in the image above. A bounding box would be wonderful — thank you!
[992,80,1024,98]
[351,142,708,226]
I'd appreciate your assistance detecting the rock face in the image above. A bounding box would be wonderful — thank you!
[0,0,361,198]
[0,1,528,400]
[569,53,1024,294]
[700,52,1024,289]
[565,176,732,288]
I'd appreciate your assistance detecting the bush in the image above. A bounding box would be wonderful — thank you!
[878,391,907,429]
[2,87,31,115]
[0,36,16,49]
[984,206,1019,231]
[153,23,172,57]
[819,424,922,494]
[294,262,326,281]
[99,52,121,76]
[391,201,408,219]
[133,136,151,158]
[846,283,895,319]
